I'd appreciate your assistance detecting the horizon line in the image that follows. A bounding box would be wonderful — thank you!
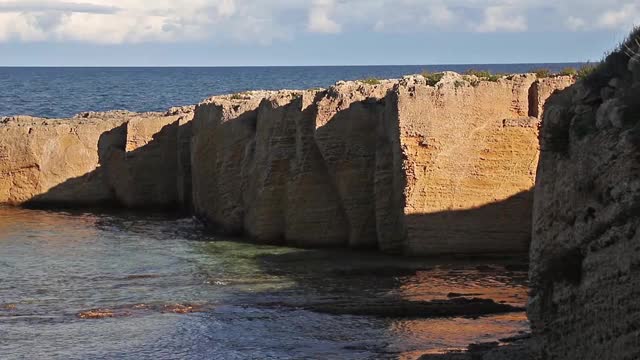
[0,61,589,68]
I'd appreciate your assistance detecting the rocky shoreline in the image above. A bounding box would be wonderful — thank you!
[0,72,573,257]
[4,33,639,358]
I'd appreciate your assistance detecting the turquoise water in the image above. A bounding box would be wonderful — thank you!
[0,64,582,118]
[0,207,529,359]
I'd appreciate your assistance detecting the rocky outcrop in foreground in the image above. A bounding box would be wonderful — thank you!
[1,72,572,255]
[530,30,640,359]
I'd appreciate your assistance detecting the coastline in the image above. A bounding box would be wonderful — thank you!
[0,72,575,257]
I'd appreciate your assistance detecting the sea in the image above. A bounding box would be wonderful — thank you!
[0,64,582,118]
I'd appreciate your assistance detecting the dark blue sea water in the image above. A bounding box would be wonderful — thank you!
[0,64,582,118]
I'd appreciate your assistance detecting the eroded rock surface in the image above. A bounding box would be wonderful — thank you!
[190,74,573,252]
[1,73,572,255]
[530,31,640,360]
[378,73,574,254]
[0,109,193,208]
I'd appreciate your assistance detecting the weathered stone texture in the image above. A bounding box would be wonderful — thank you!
[528,76,575,118]
[530,38,640,360]
[0,114,126,205]
[381,74,572,255]
[104,112,192,208]
[0,110,193,208]
[0,72,574,255]
[190,92,268,233]
[190,75,572,252]
[313,81,394,247]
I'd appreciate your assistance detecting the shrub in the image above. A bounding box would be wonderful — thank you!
[360,78,381,85]
[464,69,502,82]
[618,25,640,60]
[230,93,244,100]
[454,80,465,88]
[559,67,577,76]
[464,69,492,78]
[576,63,598,80]
[464,76,481,87]
[533,68,551,78]
[421,71,444,86]
[487,73,505,82]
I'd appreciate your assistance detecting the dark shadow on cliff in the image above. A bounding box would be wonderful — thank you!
[24,119,193,213]
[401,189,534,255]
[312,94,385,248]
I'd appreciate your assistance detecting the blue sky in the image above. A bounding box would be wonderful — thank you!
[0,0,637,66]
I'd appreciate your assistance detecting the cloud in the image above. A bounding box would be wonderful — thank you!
[428,3,456,27]
[0,0,637,45]
[307,0,341,34]
[566,16,587,31]
[475,6,527,33]
[0,1,119,14]
[597,4,640,30]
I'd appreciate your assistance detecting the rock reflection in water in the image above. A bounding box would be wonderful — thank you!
[0,206,529,359]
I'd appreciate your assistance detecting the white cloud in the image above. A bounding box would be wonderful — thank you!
[0,0,637,44]
[428,3,456,27]
[475,6,527,32]
[0,0,119,14]
[566,16,587,31]
[308,0,341,34]
[597,4,640,30]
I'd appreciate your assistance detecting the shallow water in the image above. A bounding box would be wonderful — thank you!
[0,207,529,359]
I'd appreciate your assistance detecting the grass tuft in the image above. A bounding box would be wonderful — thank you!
[559,67,577,76]
[576,63,598,80]
[464,69,503,82]
[421,71,445,86]
[533,68,552,78]
[360,78,381,85]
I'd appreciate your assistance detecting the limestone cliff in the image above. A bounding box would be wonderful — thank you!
[378,73,573,254]
[0,72,572,255]
[0,109,193,208]
[190,74,573,253]
[530,30,640,359]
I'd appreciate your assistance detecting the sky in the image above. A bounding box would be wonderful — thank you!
[0,0,638,66]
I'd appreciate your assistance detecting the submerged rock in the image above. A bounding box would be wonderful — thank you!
[77,302,209,319]
[419,338,530,360]
[282,297,524,318]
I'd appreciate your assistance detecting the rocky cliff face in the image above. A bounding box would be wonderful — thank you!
[0,109,193,208]
[190,74,573,254]
[190,84,395,246]
[379,73,562,255]
[0,72,572,255]
[530,31,640,359]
